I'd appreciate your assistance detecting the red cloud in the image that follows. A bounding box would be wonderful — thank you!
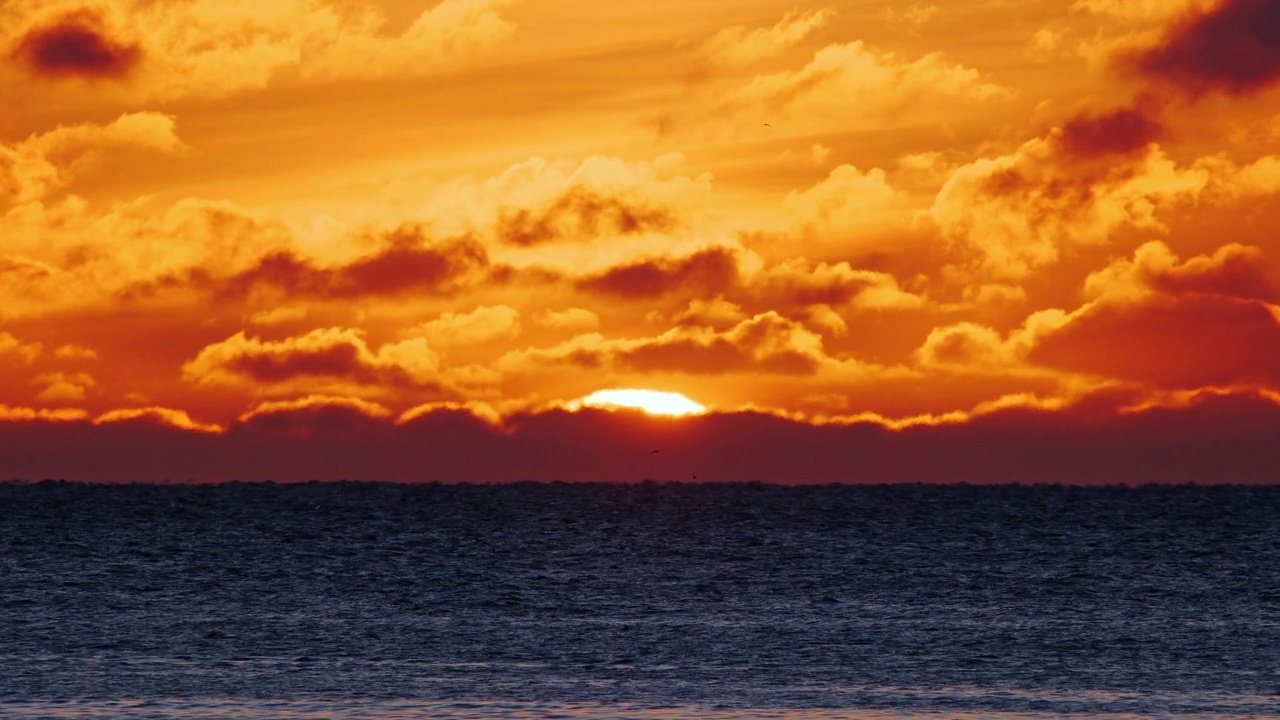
[183,329,443,391]
[230,235,487,300]
[1,389,1277,483]
[1031,294,1280,388]
[1143,243,1276,301]
[1031,243,1280,388]
[125,230,489,303]
[576,248,739,299]
[1056,105,1164,159]
[10,9,142,80]
[1133,0,1280,96]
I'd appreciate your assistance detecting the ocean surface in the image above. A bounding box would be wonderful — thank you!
[0,481,1277,720]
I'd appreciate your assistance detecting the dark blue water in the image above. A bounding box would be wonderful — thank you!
[1,482,1277,719]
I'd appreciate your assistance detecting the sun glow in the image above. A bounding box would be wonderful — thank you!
[576,389,707,417]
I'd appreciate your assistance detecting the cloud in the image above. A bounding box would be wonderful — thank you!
[782,164,917,253]
[495,186,680,247]
[1056,105,1165,159]
[1,387,1277,483]
[1228,155,1280,197]
[669,297,747,329]
[410,305,521,349]
[423,155,710,253]
[931,108,1210,280]
[1,0,519,100]
[182,328,444,394]
[34,371,94,402]
[1,112,184,206]
[0,333,41,365]
[53,344,97,360]
[913,310,1077,379]
[883,3,937,33]
[533,307,599,331]
[698,10,833,68]
[8,6,141,80]
[1084,241,1276,303]
[238,395,392,425]
[916,322,1020,370]
[301,0,517,81]
[576,247,740,300]
[0,404,87,422]
[1028,242,1280,388]
[197,231,489,303]
[711,41,1006,131]
[95,406,219,433]
[744,258,924,312]
[2,196,294,318]
[500,312,836,377]
[1130,0,1280,97]
[1071,0,1207,22]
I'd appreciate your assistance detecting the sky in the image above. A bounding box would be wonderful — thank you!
[1,0,1279,483]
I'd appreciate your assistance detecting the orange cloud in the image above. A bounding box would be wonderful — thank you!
[182,328,444,395]
[745,258,923,312]
[1085,241,1276,303]
[34,371,94,402]
[500,312,835,377]
[697,9,833,68]
[0,404,87,422]
[931,108,1210,280]
[95,406,219,433]
[532,307,599,331]
[238,395,391,424]
[1,0,519,101]
[495,186,680,247]
[0,333,41,365]
[1,112,183,206]
[717,41,1006,126]
[410,305,521,349]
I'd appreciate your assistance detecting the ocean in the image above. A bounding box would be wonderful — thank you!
[1,481,1276,719]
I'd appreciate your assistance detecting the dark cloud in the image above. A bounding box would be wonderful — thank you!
[1056,105,1164,159]
[124,231,489,303]
[2,389,1278,483]
[183,329,441,390]
[10,9,142,80]
[1031,295,1280,388]
[1133,0,1280,96]
[220,340,408,386]
[576,248,739,299]
[496,187,680,246]
[1144,243,1276,302]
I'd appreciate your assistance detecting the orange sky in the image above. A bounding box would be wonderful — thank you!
[2,0,1279,482]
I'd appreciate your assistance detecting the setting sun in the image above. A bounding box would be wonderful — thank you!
[576,389,707,417]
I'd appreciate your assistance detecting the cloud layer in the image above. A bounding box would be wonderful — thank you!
[1,0,1278,483]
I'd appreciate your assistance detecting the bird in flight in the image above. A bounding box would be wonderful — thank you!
[649,449,661,455]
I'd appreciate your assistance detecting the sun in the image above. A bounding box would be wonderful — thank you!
[575,389,707,417]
